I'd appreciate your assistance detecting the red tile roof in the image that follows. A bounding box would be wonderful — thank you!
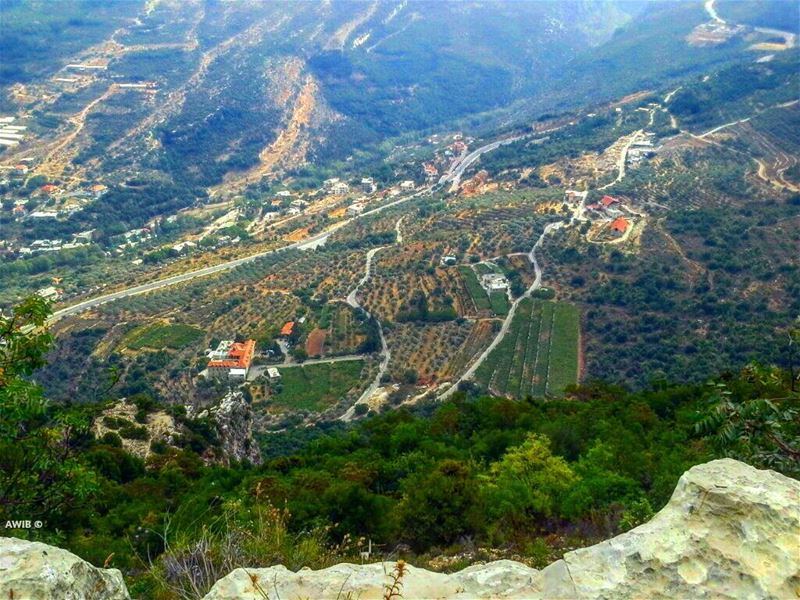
[610,216,630,233]
[280,321,295,336]
[601,195,619,207]
[208,339,255,369]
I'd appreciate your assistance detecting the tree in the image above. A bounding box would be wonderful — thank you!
[0,297,99,529]
[399,460,484,550]
[482,433,577,535]
[696,364,799,476]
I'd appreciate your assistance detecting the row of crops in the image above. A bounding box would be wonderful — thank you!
[474,298,579,397]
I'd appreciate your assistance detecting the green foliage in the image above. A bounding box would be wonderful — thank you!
[695,364,799,476]
[0,297,99,529]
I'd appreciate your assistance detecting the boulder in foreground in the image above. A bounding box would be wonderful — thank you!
[204,458,800,599]
[0,537,130,600]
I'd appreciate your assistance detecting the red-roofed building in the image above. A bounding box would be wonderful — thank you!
[207,339,256,380]
[600,195,620,208]
[610,216,630,234]
[40,184,58,194]
[280,321,295,337]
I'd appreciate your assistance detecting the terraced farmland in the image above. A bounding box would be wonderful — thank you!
[475,299,579,397]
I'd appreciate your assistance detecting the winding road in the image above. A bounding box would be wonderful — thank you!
[50,187,434,323]
[438,218,568,400]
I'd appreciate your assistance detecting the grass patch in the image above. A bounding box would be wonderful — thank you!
[270,360,364,412]
[458,266,490,310]
[125,323,204,350]
[489,291,509,316]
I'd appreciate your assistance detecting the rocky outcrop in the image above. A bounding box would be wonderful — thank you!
[0,537,129,600]
[204,458,799,599]
[2,459,797,599]
[207,389,262,465]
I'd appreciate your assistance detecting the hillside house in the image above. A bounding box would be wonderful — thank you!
[280,321,295,337]
[206,339,256,381]
[36,286,61,302]
[440,255,457,266]
[360,177,377,193]
[399,180,415,191]
[481,273,509,291]
[610,216,630,234]
[600,195,620,209]
[346,203,365,217]
[330,181,350,195]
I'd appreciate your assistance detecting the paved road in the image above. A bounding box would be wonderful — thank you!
[50,187,434,323]
[442,135,524,192]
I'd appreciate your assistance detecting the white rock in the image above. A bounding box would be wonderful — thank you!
[0,537,130,600]
[203,459,800,599]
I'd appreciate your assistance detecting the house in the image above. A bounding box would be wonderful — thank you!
[74,229,96,243]
[171,241,196,254]
[286,207,301,216]
[399,180,415,191]
[36,286,61,302]
[440,255,457,266]
[565,190,588,203]
[610,216,630,234]
[480,273,509,291]
[330,181,350,195]
[40,184,58,194]
[280,321,295,337]
[275,190,292,197]
[267,367,281,382]
[91,184,107,195]
[290,199,308,208]
[206,339,256,380]
[346,203,365,217]
[29,211,58,219]
[600,195,620,208]
[423,163,439,179]
[360,177,377,193]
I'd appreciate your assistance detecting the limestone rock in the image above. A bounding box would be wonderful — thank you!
[203,459,800,599]
[208,389,262,465]
[0,537,130,600]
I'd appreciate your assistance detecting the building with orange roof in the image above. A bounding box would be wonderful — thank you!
[610,216,630,234]
[600,195,620,208]
[280,321,295,337]
[207,339,256,380]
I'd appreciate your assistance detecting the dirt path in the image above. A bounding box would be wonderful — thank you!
[209,68,319,196]
[29,84,121,181]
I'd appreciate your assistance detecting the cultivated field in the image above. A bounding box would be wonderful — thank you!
[266,360,365,412]
[474,299,580,397]
[123,322,203,350]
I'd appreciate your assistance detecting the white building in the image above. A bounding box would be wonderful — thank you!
[330,181,350,195]
[480,273,509,292]
[346,203,365,217]
[399,180,415,191]
[37,286,61,302]
[267,367,281,382]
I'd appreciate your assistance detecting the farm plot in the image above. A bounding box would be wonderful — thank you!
[475,299,579,397]
[123,322,203,350]
[457,266,490,311]
[268,360,365,412]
